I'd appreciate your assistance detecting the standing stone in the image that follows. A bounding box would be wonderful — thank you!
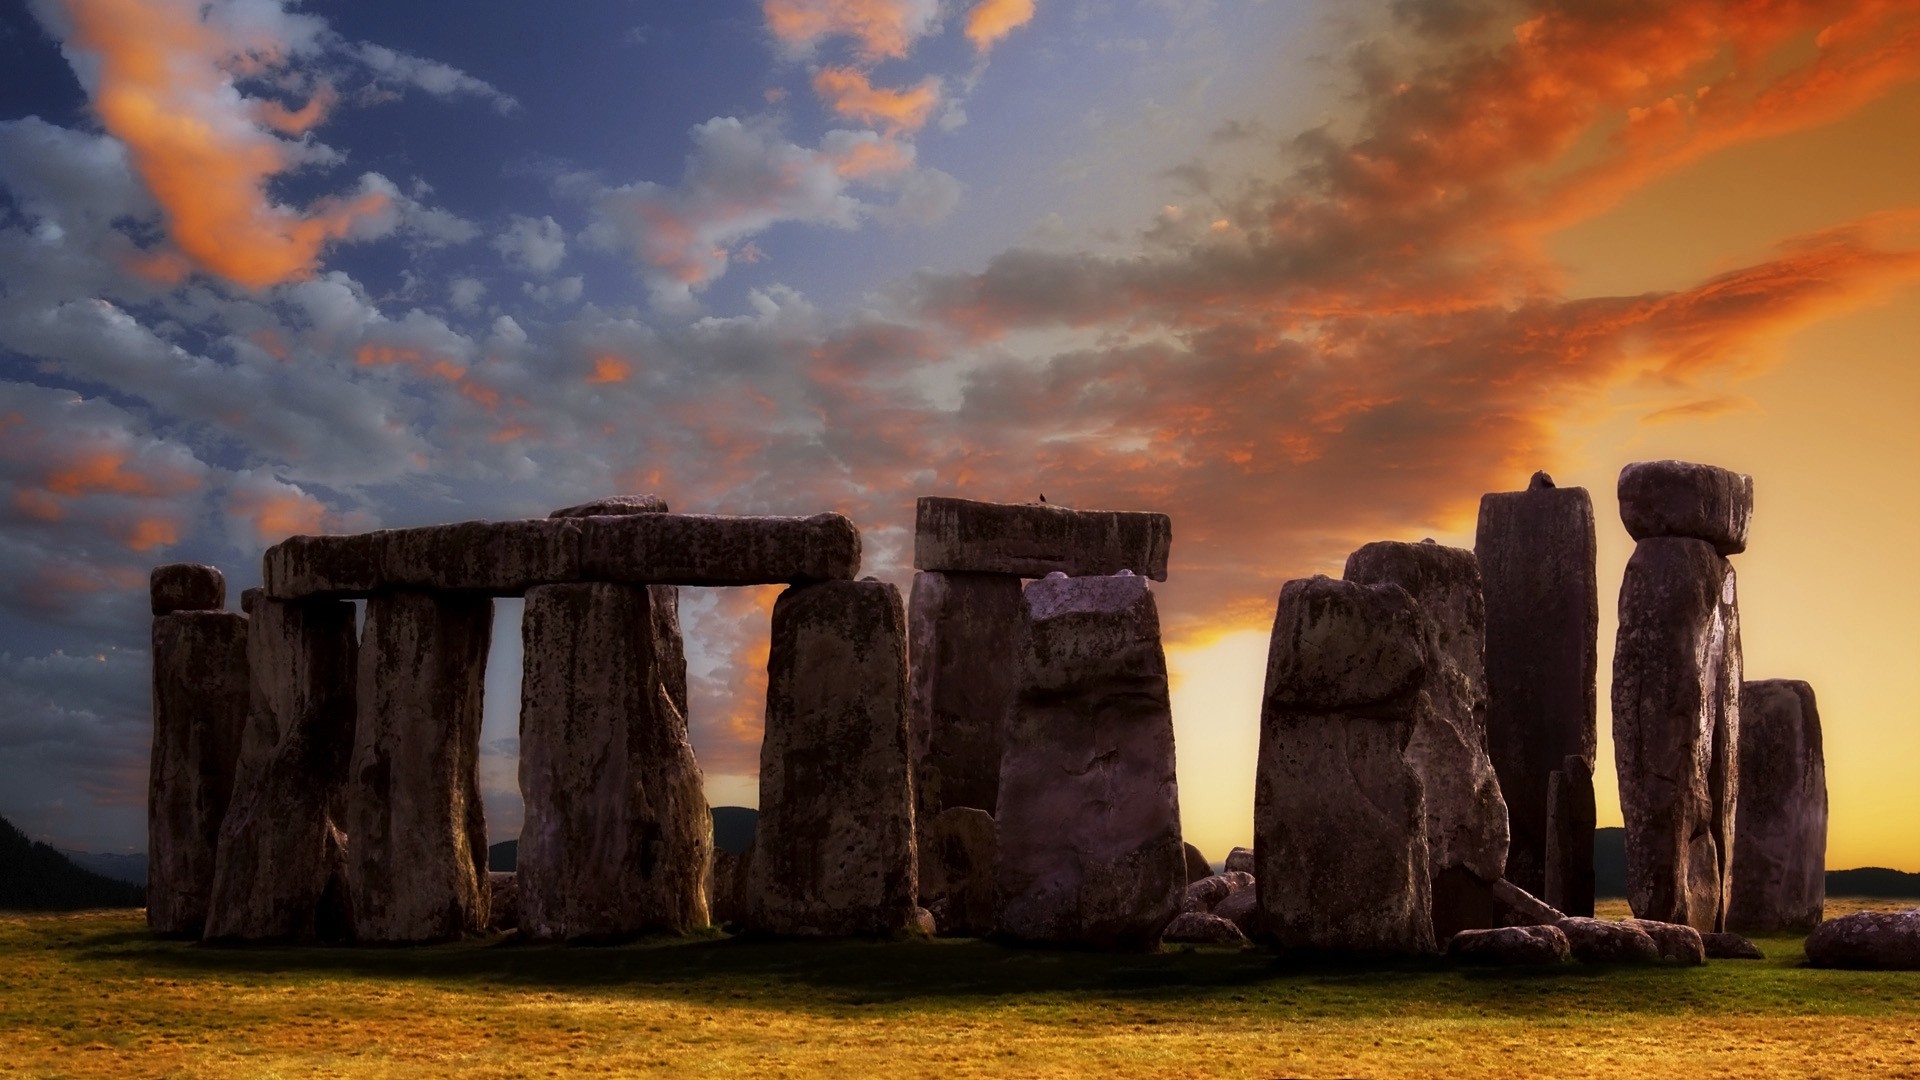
[908,571,1023,859]
[1255,576,1434,956]
[1613,536,1741,933]
[148,609,249,936]
[1475,472,1597,900]
[345,590,493,944]
[919,806,997,937]
[203,597,358,941]
[1544,755,1597,917]
[518,582,710,941]
[1183,843,1211,884]
[1727,679,1827,934]
[150,563,226,615]
[548,496,686,716]
[748,579,917,936]
[994,573,1185,949]
[1344,540,1509,939]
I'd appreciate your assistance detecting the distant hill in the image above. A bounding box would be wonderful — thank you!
[58,849,148,886]
[1594,827,1918,900]
[0,816,145,911]
[488,806,758,872]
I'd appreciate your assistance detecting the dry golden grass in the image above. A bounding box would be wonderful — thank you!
[1,905,1916,1079]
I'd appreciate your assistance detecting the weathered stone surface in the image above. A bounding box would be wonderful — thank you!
[487,872,519,933]
[748,580,917,936]
[1224,847,1254,875]
[995,573,1184,949]
[1702,932,1764,960]
[204,597,357,942]
[1545,755,1597,917]
[707,849,752,928]
[1447,924,1570,965]
[1476,473,1597,901]
[1623,918,1707,965]
[1163,911,1249,945]
[1183,843,1211,884]
[345,590,493,944]
[918,807,996,937]
[1490,877,1565,925]
[148,611,249,936]
[152,563,226,616]
[1613,537,1741,934]
[1213,886,1259,935]
[907,571,1023,847]
[518,583,710,941]
[1556,917,1662,964]
[263,512,861,599]
[1256,576,1434,956]
[1618,459,1753,556]
[1345,540,1510,940]
[914,497,1172,580]
[549,494,671,517]
[240,587,262,616]
[1728,679,1826,935]
[1185,871,1253,914]
[1804,911,1920,970]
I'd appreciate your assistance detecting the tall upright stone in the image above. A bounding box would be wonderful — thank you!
[204,596,358,941]
[1344,540,1509,939]
[908,571,1023,847]
[1613,461,1748,934]
[1474,472,1597,900]
[748,579,918,936]
[1545,754,1597,917]
[518,582,710,940]
[345,590,493,944]
[1728,679,1826,934]
[148,574,249,937]
[1255,576,1434,956]
[994,573,1184,950]
[548,495,687,717]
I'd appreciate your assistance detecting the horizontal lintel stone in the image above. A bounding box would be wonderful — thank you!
[912,497,1171,580]
[263,512,860,599]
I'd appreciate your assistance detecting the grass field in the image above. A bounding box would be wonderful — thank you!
[2,900,1916,1078]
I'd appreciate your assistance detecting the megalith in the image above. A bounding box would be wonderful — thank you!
[204,596,358,941]
[1344,540,1509,939]
[1474,472,1597,901]
[518,581,710,940]
[1255,576,1434,956]
[548,496,687,717]
[907,571,1023,844]
[148,565,248,937]
[995,572,1184,949]
[1727,679,1826,934]
[1544,754,1597,917]
[1613,524,1744,933]
[919,806,997,937]
[345,590,493,943]
[747,579,918,936]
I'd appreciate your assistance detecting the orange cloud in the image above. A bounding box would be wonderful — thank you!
[964,0,1034,53]
[811,68,941,133]
[58,0,386,289]
[824,132,915,179]
[761,0,933,60]
[228,483,329,543]
[120,516,181,552]
[254,82,336,135]
[12,489,65,522]
[587,354,633,384]
[45,450,197,498]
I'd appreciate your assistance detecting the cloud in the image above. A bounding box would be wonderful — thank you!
[811,67,942,133]
[353,42,519,114]
[492,214,568,274]
[761,0,939,61]
[963,0,1035,53]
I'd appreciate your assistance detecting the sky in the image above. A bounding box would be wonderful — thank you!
[0,0,1915,872]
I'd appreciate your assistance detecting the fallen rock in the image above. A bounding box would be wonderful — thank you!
[1447,924,1571,965]
[1618,459,1753,556]
[1224,846,1254,875]
[1803,911,1920,970]
[1623,918,1708,965]
[1183,842,1211,884]
[1701,932,1764,960]
[148,609,249,937]
[918,806,996,937]
[1612,536,1741,934]
[151,563,226,615]
[1163,911,1248,946]
[914,496,1172,580]
[1555,917,1661,964]
[1728,679,1826,934]
[1184,871,1252,914]
[749,580,918,937]
[909,906,938,937]
[995,573,1185,949]
[1256,576,1434,956]
[1475,474,1598,905]
[908,571,1023,841]
[487,872,519,933]
[1490,877,1565,926]
[1213,886,1259,935]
